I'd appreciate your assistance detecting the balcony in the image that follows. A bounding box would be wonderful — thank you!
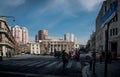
[0,28,8,33]
[0,41,15,48]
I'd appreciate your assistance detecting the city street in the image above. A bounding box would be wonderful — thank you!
[0,54,89,77]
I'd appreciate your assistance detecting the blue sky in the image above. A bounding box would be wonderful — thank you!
[0,0,104,45]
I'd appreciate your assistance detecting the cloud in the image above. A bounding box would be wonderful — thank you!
[78,0,105,11]
[0,0,26,14]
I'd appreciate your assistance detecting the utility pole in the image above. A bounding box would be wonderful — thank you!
[93,48,96,75]
[104,23,109,77]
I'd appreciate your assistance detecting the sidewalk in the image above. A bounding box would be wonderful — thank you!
[2,54,32,60]
[82,59,120,77]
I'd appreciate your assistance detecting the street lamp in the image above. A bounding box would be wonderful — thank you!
[104,23,109,77]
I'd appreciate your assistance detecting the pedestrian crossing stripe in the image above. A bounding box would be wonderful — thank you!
[66,61,73,69]
[56,62,63,68]
[0,60,82,69]
[76,62,81,69]
[36,61,50,67]
[45,61,59,67]
[27,61,43,66]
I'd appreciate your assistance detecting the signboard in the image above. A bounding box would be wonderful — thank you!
[101,2,117,27]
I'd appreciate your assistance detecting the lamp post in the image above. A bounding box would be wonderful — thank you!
[104,23,109,77]
[93,48,96,75]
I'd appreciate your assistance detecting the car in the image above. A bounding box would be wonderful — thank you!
[54,51,62,58]
[79,51,92,59]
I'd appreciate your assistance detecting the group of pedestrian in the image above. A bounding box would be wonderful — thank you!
[61,50,80,70]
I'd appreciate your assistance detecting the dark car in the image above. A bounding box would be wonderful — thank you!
[54,51,62,58]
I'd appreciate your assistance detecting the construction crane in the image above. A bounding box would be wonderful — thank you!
[0,16,15,22]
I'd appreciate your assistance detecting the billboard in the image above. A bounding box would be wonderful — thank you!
[101,2,117,27]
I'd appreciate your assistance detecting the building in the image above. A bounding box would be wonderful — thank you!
[38,30,48,40]
[11,26,28,44]
[22,27,28,44]
[86,32,96,52]
[11,25,28,54]
[11,25,22,43]
[64,33,75,42]
[29,39,74,55]
[0,17,18,57]
[96,0,120,57]
[30,42,41,54]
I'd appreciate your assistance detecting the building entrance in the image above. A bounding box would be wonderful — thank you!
[111,42,117,59]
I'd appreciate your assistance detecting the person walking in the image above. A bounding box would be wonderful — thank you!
[0,51,3,61]
[62,50,68,70]
[68,51,72,59]
[75,51,79,61]
[99,51,103,64]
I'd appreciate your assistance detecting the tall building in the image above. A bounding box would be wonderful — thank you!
[11,25,28,44]
[96,0,120,57]
[64,33,75,42]
[22,27,28,44]
[38,30,48,40]
[11,25,22,43]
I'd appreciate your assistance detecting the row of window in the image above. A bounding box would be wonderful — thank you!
[110,28,118,36]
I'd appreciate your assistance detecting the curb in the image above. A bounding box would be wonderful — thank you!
[82,65,89,77]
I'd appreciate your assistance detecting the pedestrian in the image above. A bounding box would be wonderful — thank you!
[108,51,112,63]
[61,50,68,70]
[68,51,72,59]
[99,51,103,64]
[75,51,79,61]
[0,51,3,61]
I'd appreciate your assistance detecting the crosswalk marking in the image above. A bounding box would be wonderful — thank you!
[66,61,73,69]
[27,61,43,66]
[0,60,83,71]
[85,62,89,65]
[17,61,33,66]
[76,62,81,69]
[56,62,63,68]
[45,61,59,67]
[36,61,50,67]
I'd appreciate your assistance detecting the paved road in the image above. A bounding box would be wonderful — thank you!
[0,55,89,77]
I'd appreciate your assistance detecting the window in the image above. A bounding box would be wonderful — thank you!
[115,28,118,35]
[0,34,2,42]
[0,22,1,28]
[110,28,118,36]
[110,29,112,36]
[113,28,115,35]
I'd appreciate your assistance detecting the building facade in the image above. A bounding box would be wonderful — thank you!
[29,39,74,55]
[64,33,76,42]
[11,25,28,44]
[0,17,18,57]
[38,30,48,40]
[96,0,120,57]
[22,27,28,44]
[30,42,41,54]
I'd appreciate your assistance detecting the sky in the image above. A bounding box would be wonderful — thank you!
[0,0,105,45]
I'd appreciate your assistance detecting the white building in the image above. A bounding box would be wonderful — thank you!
[64,33,75,42]
[30,42,41,54]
